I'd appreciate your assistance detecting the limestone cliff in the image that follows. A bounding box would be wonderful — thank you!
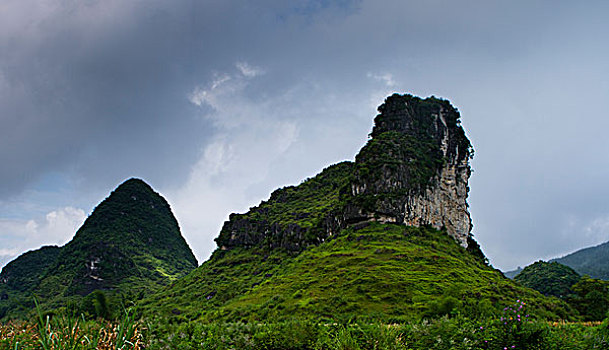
[216,93,475,251]
[346,94,473,247]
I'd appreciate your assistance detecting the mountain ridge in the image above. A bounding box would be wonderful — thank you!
[550,240,609,280]
[506,239,609,281]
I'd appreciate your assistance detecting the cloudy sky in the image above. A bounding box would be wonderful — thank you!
[1,0,609,271]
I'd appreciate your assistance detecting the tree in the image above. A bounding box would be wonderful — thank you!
[569,276,609,321]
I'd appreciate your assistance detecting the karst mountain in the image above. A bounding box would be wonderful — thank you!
[140,94,571,322]
[0,178,197,318]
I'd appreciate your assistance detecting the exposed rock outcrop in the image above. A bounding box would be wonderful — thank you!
[216,93,474,251]
[346,94,473,246]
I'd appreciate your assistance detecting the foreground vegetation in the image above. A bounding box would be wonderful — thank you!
[3,307,609,350]
[147,318,609,350]
[0,305,143,350]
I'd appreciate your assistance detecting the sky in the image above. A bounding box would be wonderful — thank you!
[1,0,609,271]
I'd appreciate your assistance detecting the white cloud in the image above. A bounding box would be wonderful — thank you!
[367,72,396,87]
[584,216,609,238]
[236,61,264,78]
[188,62,269,129]
[171,63,381,263]
[0,248,19,258]
[188,61,263,111]
[188,74,233,108]
[0,206,85,268]
[176,66,303,260]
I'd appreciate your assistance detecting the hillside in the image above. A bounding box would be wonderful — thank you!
[552,240,609,280]
[514,261,580,298]
[0,178,198,319]
[145,222,571,323]
[0,246,60,293]
[141,93,573,322]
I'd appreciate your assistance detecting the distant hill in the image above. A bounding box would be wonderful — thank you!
[0,246,60,293]
[514,261,580,298]
[550,241,609,280]
[0,178,197,319]
[141,93,574,322]
[503,267,523,279]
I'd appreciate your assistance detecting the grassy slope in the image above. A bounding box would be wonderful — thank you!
[143,223,573,323]
[215,162,353,250]
[241,162,352,229]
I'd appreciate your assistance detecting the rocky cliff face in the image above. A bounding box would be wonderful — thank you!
[216,93,475,251]
[347,94,473,247]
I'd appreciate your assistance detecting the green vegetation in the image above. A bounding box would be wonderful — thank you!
[1,93,597,347]
[0,247,61,319]
[569,276,609,321]
[0,178,197,320]
[0,246,60,293]
[514,261,581,298]
[5,312,609,349]
[353,131,444,196]
[3,296,609,349]
[553,240,609,280]
[146,317,609,350]
[0,302,143,350]
[215,162,353,250]
[513,261,609,321]
[143,223,573,323]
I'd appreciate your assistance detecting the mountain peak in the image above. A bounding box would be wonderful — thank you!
[350,93,474,247]
[56,178,197,295]
[0,178,198,318]
[114,177,154,192]
[370,94,472,162]
[216,93,476,253]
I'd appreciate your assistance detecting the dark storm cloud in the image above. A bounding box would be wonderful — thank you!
[0,0,370,195]
[0,0,534,191]
[1,1,207,196]
[2,0,609,270]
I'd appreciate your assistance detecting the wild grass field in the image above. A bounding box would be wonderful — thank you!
[3,299,609,350]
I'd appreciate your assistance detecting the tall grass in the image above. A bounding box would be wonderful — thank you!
[0,300,143,350]
[144,316,609,350]
[3,306,609,349]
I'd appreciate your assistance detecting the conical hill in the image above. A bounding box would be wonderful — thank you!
[0,178,197,319]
